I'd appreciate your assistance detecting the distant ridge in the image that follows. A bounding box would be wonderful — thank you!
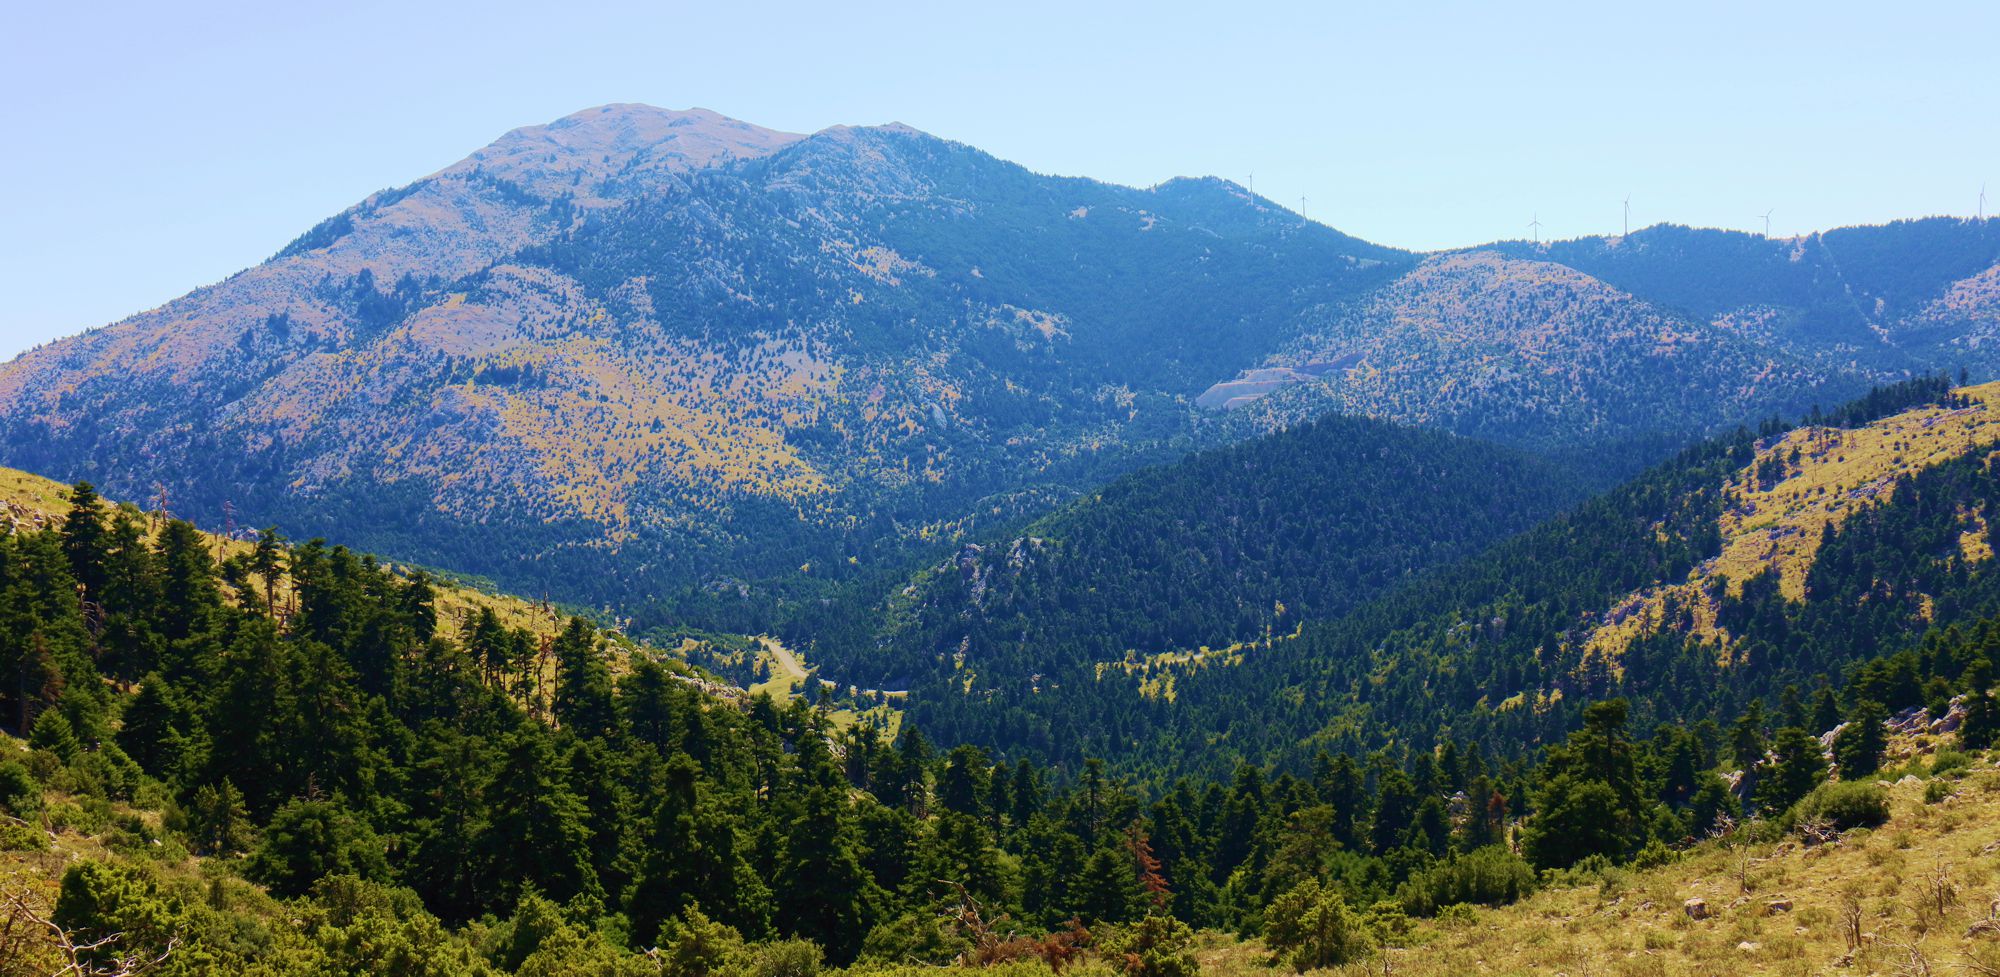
[3,105,1997,612]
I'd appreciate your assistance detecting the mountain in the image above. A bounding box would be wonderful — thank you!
[855,376,2000,777]
[1203,220,2000,455]
[5,105,1998,619]
[0,104,1411,608]
[786,413,1590,706]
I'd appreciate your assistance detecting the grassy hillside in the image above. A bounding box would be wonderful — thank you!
[1187,742,2000,977]
[1588,381,2000,665]
[0,463,570,646]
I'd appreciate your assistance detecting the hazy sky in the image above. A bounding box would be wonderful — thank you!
[3,0,1995,360]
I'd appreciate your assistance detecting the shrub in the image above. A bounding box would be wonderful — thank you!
[0,820,46,851]
[1924,779,1957,805]
[857,911,970,966]
[0,760,42,818]
[1396,846,1537,916]
[659,907,748,977]
[1540,853,1618,889]
[1930,750,1972,778]
[749,938,824,977]
[1265,881,1369,971]
[1791,781,1891,832]
[1436,903,1479,928]
[1101,915,1199,977]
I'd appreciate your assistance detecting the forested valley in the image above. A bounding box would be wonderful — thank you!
[6,377,2000,975]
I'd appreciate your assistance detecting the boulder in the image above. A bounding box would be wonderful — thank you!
[1684,897,1711,920]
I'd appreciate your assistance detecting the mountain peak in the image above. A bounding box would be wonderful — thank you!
[444,103,804,198]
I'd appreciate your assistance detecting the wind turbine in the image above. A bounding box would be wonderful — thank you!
[1300,195,1308,224]
[1529,214,1543,244]
[1623,196,1630,237]
[1981,183,1988,221]
[1759,209,1774,237]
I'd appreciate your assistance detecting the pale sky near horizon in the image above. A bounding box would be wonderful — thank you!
[2,0,1995,361]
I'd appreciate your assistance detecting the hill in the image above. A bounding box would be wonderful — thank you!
[11,381,2000,977]
[787,413,1591,719]
[1204,219,2000,458]
[841,376,2000,777]
[1192,744,2000,977]
[0,464,567,646]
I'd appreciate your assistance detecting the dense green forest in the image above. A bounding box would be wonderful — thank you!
[795,377,2000,781]
[788,413,1591,693]
[5,377,2000,975]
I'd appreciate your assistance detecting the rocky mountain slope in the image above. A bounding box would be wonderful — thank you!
[1207,220,2000,454]
[5,105,1997,614]
[0,105,1408,605]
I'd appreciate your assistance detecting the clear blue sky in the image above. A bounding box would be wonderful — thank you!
[3,0,1995,361]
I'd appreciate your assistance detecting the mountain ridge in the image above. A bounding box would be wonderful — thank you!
[2,104,1991,618]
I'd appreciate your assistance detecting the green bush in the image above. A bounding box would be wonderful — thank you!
[1790,780,1891,832]
[245,798,390,897]
[1540,853,1618,889]
[1924,779,1957,804]
[0,759,42,818]
[1265,881,1368,971]
[857,911,969,967]
[1101,915,1200,977]
[1930,749,1972,778]
[1396,846,1537,916]
[1435,903,1479,928]
[749,938,824,977]
[658,907,748,977]
[0,820,47,851]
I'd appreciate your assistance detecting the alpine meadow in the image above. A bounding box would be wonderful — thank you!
[7,8,2000,975]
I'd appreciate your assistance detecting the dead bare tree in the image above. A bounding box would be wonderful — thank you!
[1840,891,1866,954]
[1878,935,1933,977]
[1920,862,1958,923]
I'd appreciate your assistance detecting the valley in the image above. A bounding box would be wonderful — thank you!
[7,100,2000,977]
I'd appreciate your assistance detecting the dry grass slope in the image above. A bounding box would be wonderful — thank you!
[1589,382,2000,667]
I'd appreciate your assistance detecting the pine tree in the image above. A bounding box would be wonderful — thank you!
[479,728,601,909]
[1811,686,1843,734]
[1731,699,1768,770]
[154,520,219,644]
[1076,842,1141,924]
[251,527,286,619]
[628,757,771,945]
[1832,699,1887,779]
[777,779,883,963]
[1957,657,1999,751]
[938,744,990,818]
[552,617,616,738]
[29,707,80,761]
[58,482,110,606]
[1754,727,1828,814]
